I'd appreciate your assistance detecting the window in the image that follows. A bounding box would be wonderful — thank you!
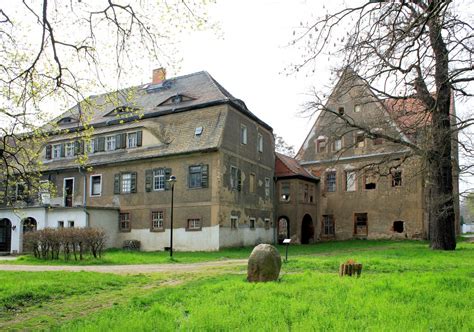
[393,221,404,233]
[122,173,132,193]
[354,213,368,235]
[65,142,75,157]
[303,184,309,203]
[317,138,327,153]
[264,218,271,230]
[392,170,402,187]
[257,133,263,152]
[68,221,75,228]
[195,126,203,136]
[333,139,342,152]
[128,132,138,148]
[338,107,345,115]
[39,180,50,204]
[90,175,102,196]
[249,218,256,229]
[364,173,377,190]
[355,133,365,148]
[281,182,290,201]
[354,105,361,113]
[53,144,62,159]
[119,213,131,232]
[188,165,209,189]
[88,139,95,154]
[265,177,271,198]
[345,171,356,192]
[322,215,335,236]
[325,171,336,192]
[240,125,247,144]
[187,218,201,231]
[231,216,238,229]
[58,221,64,228]
[153,169,165,191]
[151,211,164,231]
[230,166,240,190]
[105,136,116,151]
[309,185,314,203]
[249,173,256,193]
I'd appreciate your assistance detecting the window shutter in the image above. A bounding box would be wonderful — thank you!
[60,143,65,157]
[237,169,242,192]
[98,137,105,152]
[93,137,99,152]
[74,140,80,155]
[201,164,209,188]
[114,174,121,194]
[45,145,52,159]
[121,133,127,148]
[115,134,122,150]
[137,131,143,147]
[164,168,172,190]
[145,170,152,192]
[131,172,137,193]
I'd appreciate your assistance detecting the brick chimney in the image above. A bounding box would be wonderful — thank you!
[152,67,166,84]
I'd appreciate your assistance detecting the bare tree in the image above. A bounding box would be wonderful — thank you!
[294,0,473,250]
[274,133,296,157]
[0,0,212,205]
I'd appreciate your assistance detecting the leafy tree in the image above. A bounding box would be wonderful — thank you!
[0,0,212,205]
[294,0,473,250]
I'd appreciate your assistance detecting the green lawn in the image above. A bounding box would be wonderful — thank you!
[8,239,407,265]
[0,240,473,331]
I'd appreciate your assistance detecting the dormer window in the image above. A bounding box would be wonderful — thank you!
[158,93,194,107]
[316,136,327,153]
[104,106,140,117]
[57,117,77,125]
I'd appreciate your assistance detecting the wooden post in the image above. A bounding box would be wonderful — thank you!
[339,261,363,277]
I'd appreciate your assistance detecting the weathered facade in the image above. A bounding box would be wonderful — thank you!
[0,70,275,253]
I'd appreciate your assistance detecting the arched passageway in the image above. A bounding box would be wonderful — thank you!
[301,214,314,244]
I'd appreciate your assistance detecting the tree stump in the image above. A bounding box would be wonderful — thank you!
[339,259,362,277]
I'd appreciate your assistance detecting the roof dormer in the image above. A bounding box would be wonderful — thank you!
[104,106,141,117]
[158,93,195,107]
[57,116,78,125]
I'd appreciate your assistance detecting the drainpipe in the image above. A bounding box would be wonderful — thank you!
[78,166,90,227]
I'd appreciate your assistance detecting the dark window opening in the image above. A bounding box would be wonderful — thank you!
[393,221,404,233]
[392,170,402,187]
[356,133,365,148]
[354,213,368,235]
[338,107,345,115]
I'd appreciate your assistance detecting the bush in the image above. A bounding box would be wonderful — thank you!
[23,227,107,261]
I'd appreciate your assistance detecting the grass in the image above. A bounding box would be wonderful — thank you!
[0,240,473,331]
[6,239,406,265]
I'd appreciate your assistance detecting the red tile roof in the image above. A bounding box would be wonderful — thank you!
[275,152,318,181]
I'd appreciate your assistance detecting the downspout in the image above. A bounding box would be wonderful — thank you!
[78,166,90,227]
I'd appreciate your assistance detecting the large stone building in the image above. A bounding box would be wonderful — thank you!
[0,69,275,253]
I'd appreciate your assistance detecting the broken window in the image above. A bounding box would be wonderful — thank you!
[249,218,256,229]
[325,171,336,192]
[364,173,377,190]
[392,170,402,187]
[230,216,238,229]
[393,221,404,233]
[345,171,356,192]
[355,132,365,148]
[354,213,368,235]
[317,138,327,153]
[322,215,335,236]
[281,183,290,201]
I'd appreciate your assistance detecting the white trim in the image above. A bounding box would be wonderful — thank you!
[89,174,102,197]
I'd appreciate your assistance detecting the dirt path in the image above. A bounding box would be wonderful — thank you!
[0,259,248,274]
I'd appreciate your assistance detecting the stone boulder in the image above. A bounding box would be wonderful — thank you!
[247,244,281,282]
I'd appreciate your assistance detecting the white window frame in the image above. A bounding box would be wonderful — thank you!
[240,124,247,145]
[153,169,165,191]
[257,133,263,152]
[346,171,356,192]
[65,142,75,157]
[90,174,102,197]
[121,173,132,193]
[151,211,164,230]
[128,132,138,148]
[105,135,116,151]
[187,218,201,230]
[52,144,62,159]
[334,139,342,152]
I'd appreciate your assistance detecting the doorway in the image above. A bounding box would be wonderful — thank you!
[301,214,314,244]
[0,218,12,252]
[64,178,74,207]
[22,217,37,252]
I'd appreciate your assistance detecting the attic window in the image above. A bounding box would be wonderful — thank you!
[158,94,194,106]
[195,126,203,136]
[172,95,183,104]
[57,117,76,125]
[105,106,140,117]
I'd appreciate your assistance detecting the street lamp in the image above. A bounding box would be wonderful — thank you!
[167,175,177,258]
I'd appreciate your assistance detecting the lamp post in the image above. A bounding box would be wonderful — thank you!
[167,175,177,258]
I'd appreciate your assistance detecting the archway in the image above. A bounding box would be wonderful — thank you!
[301,214,314,244]
[0,218,12,252]
[22,217,37,253]
[277,217,290,244]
